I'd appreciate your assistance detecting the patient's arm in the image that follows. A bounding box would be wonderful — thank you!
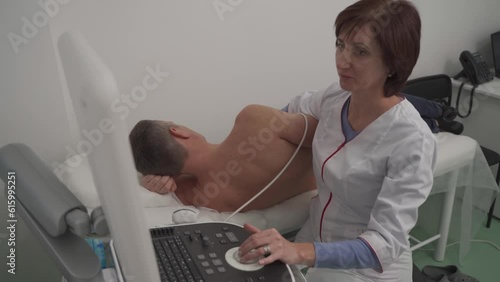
[141,175,177,194]
[141,174,198,195]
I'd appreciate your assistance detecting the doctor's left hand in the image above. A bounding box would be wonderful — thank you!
[238,223,316,267]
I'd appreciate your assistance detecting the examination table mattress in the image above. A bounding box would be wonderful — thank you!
[57,155,316,234]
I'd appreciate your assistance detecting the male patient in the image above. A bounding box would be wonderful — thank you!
[129,105,318,212]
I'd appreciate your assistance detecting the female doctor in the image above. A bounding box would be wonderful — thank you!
[238,0,437,281]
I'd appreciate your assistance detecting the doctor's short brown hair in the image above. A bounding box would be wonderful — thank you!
[129,120,187,176]
[335,0,421,97]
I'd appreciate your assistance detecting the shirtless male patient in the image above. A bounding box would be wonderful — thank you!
[129,105,318,212]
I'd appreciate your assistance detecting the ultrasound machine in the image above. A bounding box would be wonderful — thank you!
[111,222,304,282]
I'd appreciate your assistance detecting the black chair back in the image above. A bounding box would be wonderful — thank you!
[403,74,452,106]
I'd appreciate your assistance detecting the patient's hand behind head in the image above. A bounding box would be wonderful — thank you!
[141,175,177,194]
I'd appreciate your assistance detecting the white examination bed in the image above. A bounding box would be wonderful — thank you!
[58,153,317,235]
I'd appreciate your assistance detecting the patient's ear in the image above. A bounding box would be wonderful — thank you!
[169,126,190,139]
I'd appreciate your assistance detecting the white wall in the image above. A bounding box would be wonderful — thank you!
[0,0,74,165]
[47,0,500,147]
[2,0,500,165]
[47,0,348,147]
[415,0,500,77]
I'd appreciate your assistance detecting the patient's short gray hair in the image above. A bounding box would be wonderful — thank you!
[129,120,187,176]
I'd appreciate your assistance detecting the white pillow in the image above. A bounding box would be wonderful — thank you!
[56,154,175,209]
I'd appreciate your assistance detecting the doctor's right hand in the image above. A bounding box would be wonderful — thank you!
[140,175,177,194]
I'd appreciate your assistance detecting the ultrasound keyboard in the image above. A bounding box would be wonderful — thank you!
[150,222,293,282]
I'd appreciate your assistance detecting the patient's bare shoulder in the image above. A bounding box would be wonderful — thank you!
[231,104,288,135]
[234,104,269,125]
[233,104,317,146]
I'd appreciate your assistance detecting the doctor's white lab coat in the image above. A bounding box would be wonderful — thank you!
[289,83,437,282]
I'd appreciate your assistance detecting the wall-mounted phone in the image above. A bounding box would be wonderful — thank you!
[453,51,494,118]
[454,50,494,86]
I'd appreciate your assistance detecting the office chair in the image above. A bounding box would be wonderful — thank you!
[404,74,453,105]
[403,74,500,228]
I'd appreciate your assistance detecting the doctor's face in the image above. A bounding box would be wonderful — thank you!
[335,24,390,95]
